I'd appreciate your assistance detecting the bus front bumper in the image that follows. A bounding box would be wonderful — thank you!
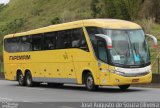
[103,71,152,86]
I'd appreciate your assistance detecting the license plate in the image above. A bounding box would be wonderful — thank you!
[132,79,139,82]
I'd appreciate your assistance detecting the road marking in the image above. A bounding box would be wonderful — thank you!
[23,101,32,102]
[16,87,45,91]
[35,102,43,104]
[25,88,45,91]
[60,106,74,108]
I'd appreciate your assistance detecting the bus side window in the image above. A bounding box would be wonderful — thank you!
[32,34,43,51]
[71,28,89,51]
[20,36,32,52]
[56,30,72,49]
[9,37,21,52]
[4,38,12,52]
[44,32,56,50]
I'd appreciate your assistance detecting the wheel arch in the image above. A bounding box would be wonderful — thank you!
[82,69,93,84]
[24,69,32,77]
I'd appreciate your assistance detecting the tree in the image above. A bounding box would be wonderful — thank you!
[50,17,60,25]
[153,0,160,23]
[100,0,130,20]
[123,0,144,20]
[118,0,130,20]
[91,0,101,18]
[103,0,116,18]
[0,4,4,12]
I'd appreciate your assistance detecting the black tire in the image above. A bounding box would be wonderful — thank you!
[85,73,98,91]
[26,72,35,87]
[119,84,130,90]
[17,72,25,86]
[48,83,63,87]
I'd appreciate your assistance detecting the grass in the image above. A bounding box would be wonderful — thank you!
[149,23,160,74]
[0,0,92,34]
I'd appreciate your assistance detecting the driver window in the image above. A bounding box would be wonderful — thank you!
[97,40,108,63]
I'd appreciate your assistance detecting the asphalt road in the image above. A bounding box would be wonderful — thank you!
[0,80,160,102]
[0,80,160,108]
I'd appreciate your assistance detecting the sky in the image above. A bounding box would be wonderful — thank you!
[0,0,10,4]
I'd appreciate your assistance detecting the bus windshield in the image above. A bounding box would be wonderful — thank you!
[108,30,150,66]
[86,27,150,68]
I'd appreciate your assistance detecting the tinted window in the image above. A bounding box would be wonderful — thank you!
[4,28,89,52]
[44,32,56,50]
[71,28,88,51]
[4,38,11,52]
[32,34,43,51]
[86,27,106,58]
[20,36,32,52]
[4,37,21,52]
[56,30,72,49]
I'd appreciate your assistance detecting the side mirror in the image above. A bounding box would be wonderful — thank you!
[146,34,158,48]
[95,34,112,49]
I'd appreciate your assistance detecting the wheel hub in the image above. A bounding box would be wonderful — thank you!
[87,76,93,88]
[19,75,23,84]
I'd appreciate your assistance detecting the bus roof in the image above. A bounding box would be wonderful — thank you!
[4,19,142,38]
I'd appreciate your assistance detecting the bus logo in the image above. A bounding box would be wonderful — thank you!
[9,55,31,60]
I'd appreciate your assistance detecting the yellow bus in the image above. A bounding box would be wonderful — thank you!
[3,19,157,91]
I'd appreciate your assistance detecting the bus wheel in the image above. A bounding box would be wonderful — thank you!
[26,72,34,87]
[18,72,25,86]
[119,85,130,90]
[85,73,98,91]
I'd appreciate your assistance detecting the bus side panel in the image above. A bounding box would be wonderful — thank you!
[27,50,73,83]
[3,53,17,81]
[4,63,14,80]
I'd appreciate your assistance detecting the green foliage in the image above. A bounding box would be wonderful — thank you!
[50,17,60,25]
[91,0,144,20]
[31,9,43,16]
[0,4,8,13]
[135,18,155,33]
[122,0,144,20]
[0,4,4,12]
[61,10,76,23]
[91,0,101,18]
[0,18,26,36]
[118,0,130,20]
[0,0,92,35]
[91,0,130,20]
[152,0,160,23]
[103,0,116,18]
